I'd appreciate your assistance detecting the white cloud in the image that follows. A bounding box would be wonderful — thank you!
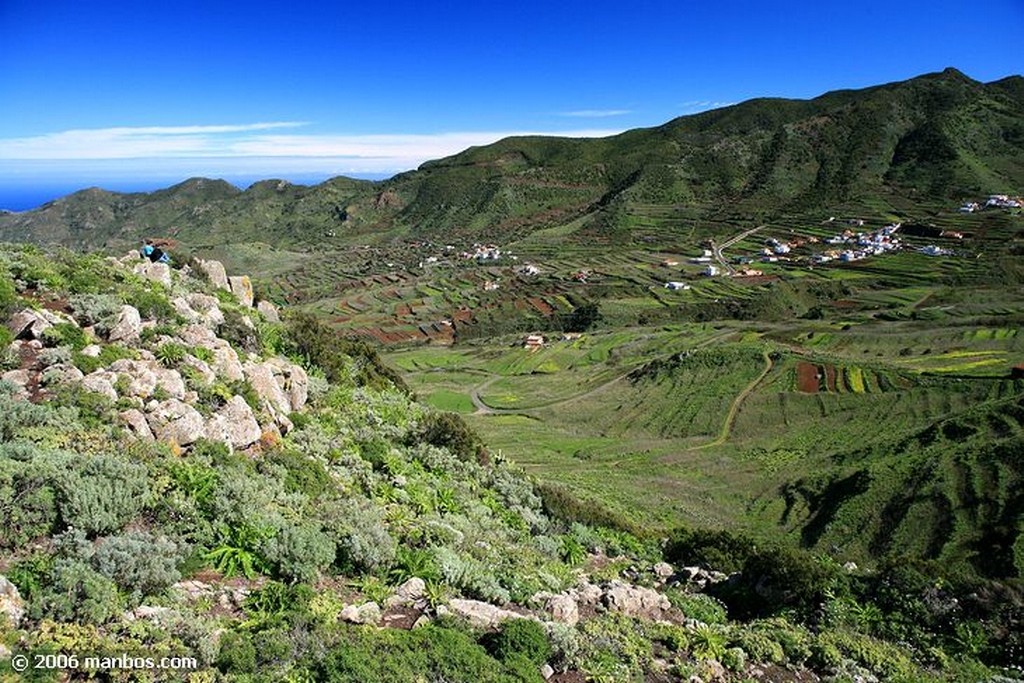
[677,100,736,113]
[557,109,632,118]
[0,124,623,173]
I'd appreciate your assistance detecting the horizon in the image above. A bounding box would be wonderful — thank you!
[1,0,1022,211]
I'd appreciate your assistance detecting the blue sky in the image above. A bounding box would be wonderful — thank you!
[0,0,1021,209]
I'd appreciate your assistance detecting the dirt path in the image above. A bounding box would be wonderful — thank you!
[690,347,774,451]
[712,224,766,274]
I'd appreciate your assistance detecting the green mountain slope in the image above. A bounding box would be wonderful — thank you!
[2,68,1021,251]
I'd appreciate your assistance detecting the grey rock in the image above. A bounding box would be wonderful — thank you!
[228,275,254,308]
[547,593,579,626]
[80,344,103,357]
[181,355,216,385]
[0,575,26,628]
[212,346,245,382]
[603,580,670,620]
[205,395,262,449]
[9,308,52,339]
[447,599,526,629]
[134,261,172,287]
[82,370,119,401]
[108,305,142,343]
[41,363,84,386]
[256,300,280,322]
[653,561,675,579]
[385,577,427,608]
[340,601,382,625]
[1,369,31,389]
[540,664,555,680]
[196,259,229,290]
[146,399,206,446]
[119,409,154,440]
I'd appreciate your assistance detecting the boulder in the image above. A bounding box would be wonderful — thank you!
[205,396,262,449]
[181,355,216,385]
[0,575,26,628]
[146,399,206,446]
[41,363,84,386]
[244,360,291,417]
[340,601,382,626]
[186,293,225,327]
[119,409,154,440]
[82,370,120,401]
[171,297,200,323]
[196,258,230,291]
[108,305,142,343]
[603,580,671,620]
[211,346,245,382]
[266,358,308,412]
[541,664,555,680]
[228,275,254,308]
[385,577,427,609]
[547,593,579,626]
[80,344,103,357]
[1,369,31,390]
[256,300,280,322]
[134,261,172,287]
[9,308,53,339]
[179,324,220,350]
[653,561,675,580]
[575,581,603,606]
[447,599,526,629]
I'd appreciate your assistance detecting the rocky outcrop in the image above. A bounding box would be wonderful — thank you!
[385,578,427,609]
[228,275,254,308]
[195,258,229,291]
[9,308,62,340]
[134,261,172,287]
[256,300,280,322]
[82,370,119,401]
[603,580,671,620]
[205,396,262,449]
[446,599,527,629]
[340,601,382,625]
[0,575,25,628]
[119,409,154,440]
[108,305,142,343]
[146,399,207,446]
[108,359,186,400]
[244,359,307,429]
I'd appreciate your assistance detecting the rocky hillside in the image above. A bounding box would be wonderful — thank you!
[0,244,1021,681]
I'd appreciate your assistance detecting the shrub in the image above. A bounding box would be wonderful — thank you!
[32,559,122,624]
[58,454,149,535]
[666,590,729,625]
[216,631,257,674]
[0,267,18,318]
[41,322,88,351]
[68,293,122,328]
[217,308,260,353]
[261,521,336,584]
[326,498,396,574]
[91,531,183,599]
[417,412,486,464]
[486,619,552,666]
[664,526,756,574]
[261,449,332,498]
[0,454,60,549]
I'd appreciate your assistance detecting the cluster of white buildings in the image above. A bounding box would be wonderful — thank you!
[959,195,1022,212]
[817,223,902,263]
[462,243,506,261]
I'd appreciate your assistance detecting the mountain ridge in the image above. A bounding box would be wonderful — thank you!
[2,68,1022,251]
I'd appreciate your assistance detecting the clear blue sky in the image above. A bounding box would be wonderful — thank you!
[0,0,1021,209]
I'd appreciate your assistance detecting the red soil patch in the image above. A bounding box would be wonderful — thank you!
[796,362,820,393]
[528,297,554,315]
[832,299,858,309]
[395,303,412,317]
[732,274,779,286]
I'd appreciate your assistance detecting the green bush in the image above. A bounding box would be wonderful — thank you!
[0,267,18,318]
[664,526,757,574]
[0,454,60,549]
[90,531,183,599]
[216,631,257,674]
[418,411,486,464]
[326,498,396,574]
[32,558,122,624]
[68,293,122,328]
[41,322,88,351]
[262,521,336,583]
[486,619,552,666]
[217,308,260,353]
[58,454,149,535]
[261,448,332,498]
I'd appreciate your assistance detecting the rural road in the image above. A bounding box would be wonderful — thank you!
[711,224,766,274]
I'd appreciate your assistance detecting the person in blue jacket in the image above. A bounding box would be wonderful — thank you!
[140,239,170,264]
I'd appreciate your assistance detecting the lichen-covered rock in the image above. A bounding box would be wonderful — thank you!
[385,578,427,608]
[244,361,291,417]
[266,358,308,412]
[82,370,120,401]
[228,275,254,308]
[80,344,103,357]
[134,261,172,287]
[41,363,84,386]
[205,396,261,449]
[256,300,280,322]
[146,399,206,446]
[0,575,26,628]
[547,593,580,626]
[185,293,224,327]
[108,305,142,343]
[196,258,230,291]
[212,346,245,382]
[9,308,54,339]
[119,409,154,440]
[181,355,216,386]
[447,599,526,629]
[340,601,382,625]
[602,580,671,620]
